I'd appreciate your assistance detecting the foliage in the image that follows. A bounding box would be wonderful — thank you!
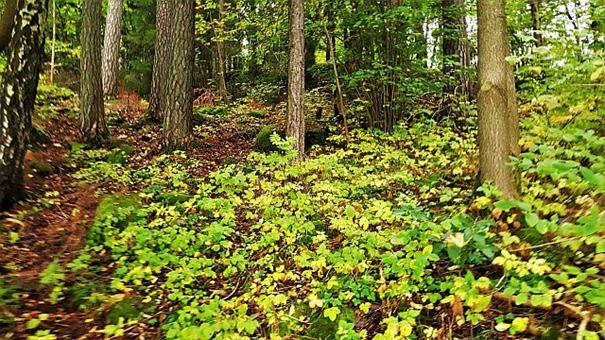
[2,0,604,338]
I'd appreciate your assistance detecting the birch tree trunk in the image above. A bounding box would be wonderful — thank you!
[287,0,305,161]
[162,0,194,147]
[477,0,519,198]
[0,0,47,207]
[80,0,107,143]
[148,0,172,120]
[101,0,123,97]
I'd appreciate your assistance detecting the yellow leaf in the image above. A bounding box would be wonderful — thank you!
[308,294,323,309]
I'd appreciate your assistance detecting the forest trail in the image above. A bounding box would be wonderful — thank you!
[0,90,274,339]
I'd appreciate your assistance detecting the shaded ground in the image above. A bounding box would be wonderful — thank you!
[0,89,302,339]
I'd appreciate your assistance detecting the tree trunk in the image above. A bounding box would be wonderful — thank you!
[325,23,349,145]
[49,0,56,83]
[80,0,107,143]
[287,0,305,161]
[304,36,317,89]
[101,0,123,97]
[442,0,469,95]
[148,0,173,120]
[216,0,229,100]
[0,0,18,50]
[477,0,519,198]
[0,0,47,207]
[162,0,194,148]
[529,0,542,46]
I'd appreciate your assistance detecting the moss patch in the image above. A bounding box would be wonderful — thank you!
[94,194,142,225]
[30,161,54,177]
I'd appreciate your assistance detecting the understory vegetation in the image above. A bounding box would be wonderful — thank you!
[3,51,602,339]
[0,0,604,339]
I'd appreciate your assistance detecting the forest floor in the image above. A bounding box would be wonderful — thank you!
[0,86,294,339]
[0,84,603,340]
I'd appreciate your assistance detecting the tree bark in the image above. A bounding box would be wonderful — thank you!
[529,0,542,46]
[80,0,107,143]
[0,0,47,207]
[304,34,317,89]
[148,0,173,120]
[101,0,123,97]
[0,0,18,50]
[477,0,519,198]
[162,0,194,148]
[287,0,305,161]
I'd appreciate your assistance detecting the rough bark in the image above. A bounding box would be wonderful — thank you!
[162,0,193,148]
[80,0,107,143]
[101,0,123,97]
[287,0,305,161]
[0,0,47,207]
[477,0,519,198]
[0,0,18,50]
[148,0,173,120]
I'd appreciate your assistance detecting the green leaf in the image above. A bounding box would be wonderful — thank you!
[494,200,516,211]
[596,241,605,254]
[324,307,341,321]
[530,294,552,307]
[510,317,529,335]
[525,213,539,227]
[26,318,41,330]
[515,293,528,305]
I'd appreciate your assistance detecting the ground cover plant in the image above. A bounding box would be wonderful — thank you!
[0,0,604,339]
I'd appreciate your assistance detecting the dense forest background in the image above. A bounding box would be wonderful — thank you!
[0,0,604,339]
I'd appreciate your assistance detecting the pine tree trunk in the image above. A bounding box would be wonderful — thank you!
[80,0,107,143]
[477,0,519,198]
[148,0,173,120]
[0,0,47,207]
[287,0,305,161]
[0,0,18,49]
[101,0,123,97]
[162,0,193,148]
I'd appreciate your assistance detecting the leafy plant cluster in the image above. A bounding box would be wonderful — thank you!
[49,101,601,339]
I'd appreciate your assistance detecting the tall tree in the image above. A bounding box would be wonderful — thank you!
[162,0,194,147]
[477,0,519,198]
[101,0,123,97]
[148,0,172,120]
[80,0,107,143]
[287,0,305,161]
[0,0,48,207]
